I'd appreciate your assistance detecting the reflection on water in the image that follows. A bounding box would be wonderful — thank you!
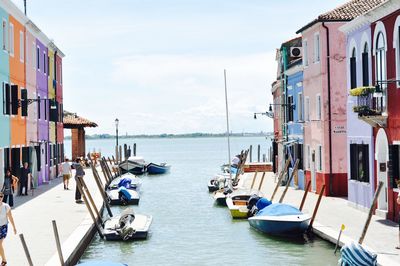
[76,137,339,266]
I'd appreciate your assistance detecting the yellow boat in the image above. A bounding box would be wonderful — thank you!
[226,194,251,219]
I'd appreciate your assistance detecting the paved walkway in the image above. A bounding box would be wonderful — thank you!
[240,172,400,266]
[5,167,104,266]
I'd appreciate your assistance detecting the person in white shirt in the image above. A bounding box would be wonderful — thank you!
[0,192,17,266]
[61,158,72,190]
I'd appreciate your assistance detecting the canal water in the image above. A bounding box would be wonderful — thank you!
[68,137,339,266]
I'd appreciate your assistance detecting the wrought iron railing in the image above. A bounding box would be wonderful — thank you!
[352,93,384,116]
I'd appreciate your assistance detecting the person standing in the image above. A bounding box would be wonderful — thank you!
[61,158,72,190]
[19,162,31,196]
[0,192,17,266]
[73,158,85,203]
[1,170,18,208]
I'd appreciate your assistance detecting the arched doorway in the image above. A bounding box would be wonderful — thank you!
[375,128,388,213]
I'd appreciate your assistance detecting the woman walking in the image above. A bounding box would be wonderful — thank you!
[1,170,18,208]
[0,191,17,265]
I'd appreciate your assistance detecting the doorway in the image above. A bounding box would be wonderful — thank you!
[375,128,388,214]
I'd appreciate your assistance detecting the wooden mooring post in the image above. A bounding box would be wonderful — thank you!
[76,176,104,238]
[249,145,253,162]
[358,181,384,244]
[134,143,137,156]
[91,162,113,217]
[52,220,65,266]
[257,172,266,194]
[270,158,291,201]
[19,234,34,266]
[257,145,260,162]
[250,171,258,190]
[278,159,299,203]
[299,180,311,211]
[307,184,326,232]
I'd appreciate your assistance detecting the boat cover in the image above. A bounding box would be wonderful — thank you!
[118,187,132,200]
[118,177,133,188]
[339,242,377,266]
[255,198,272,210]
[257,203,302,216]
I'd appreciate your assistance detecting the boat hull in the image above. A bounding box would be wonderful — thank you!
[147,163,170,175]
[119,161,146,175]
[226,197,249,219]
[248,214,311,235]
[213,191,227,206]
[107,189,140,205]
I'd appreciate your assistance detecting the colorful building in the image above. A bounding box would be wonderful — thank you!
[344,0,400,222]
[295,0,383,196]
[339,13,377,212]
[0,0,64,188]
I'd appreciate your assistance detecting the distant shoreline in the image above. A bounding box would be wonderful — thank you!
[64,132,272,140]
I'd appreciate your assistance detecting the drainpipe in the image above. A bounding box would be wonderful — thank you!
[322,22,333,196]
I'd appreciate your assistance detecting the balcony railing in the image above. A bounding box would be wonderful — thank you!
[350,86,386,127]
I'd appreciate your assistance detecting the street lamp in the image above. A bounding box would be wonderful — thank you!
[115,118,119,148]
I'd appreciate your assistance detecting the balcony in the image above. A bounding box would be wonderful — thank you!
[350,86,387,128]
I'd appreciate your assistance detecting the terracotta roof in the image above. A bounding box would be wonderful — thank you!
[63,111,98,128]
[297,0,386,33]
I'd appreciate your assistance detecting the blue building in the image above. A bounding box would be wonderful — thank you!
[285,59,305,190]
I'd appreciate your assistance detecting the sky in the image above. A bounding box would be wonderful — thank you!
[12,0,347,135]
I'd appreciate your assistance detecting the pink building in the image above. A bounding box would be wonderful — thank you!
[297,0,383,196]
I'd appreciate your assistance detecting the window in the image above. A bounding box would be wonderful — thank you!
[350,48,357,89]
[307,145,311,169]
[8,23,13,56]
[303,39,308,66]
[389,144,400,188]
[316,94,321,120]
[305,96,310,121]
[376,31,386,112]
[294,143,303,170]
[350,144,369,183]
[2,20,7,50]
[11,85,18,115]
[36,47,40,70]
[47,55,50,77]
[318,145,322,171]
[298,93,303,121]
[19,31,24,62]
[287,95,294,122]
[314,33,320,63]
[44,98,47,120]
[362,43,369,86]
[32,42,35,69]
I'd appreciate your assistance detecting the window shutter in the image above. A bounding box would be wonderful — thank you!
[350,144,357,180]
[362,52,369,86]
[362,144,369,183]
[350,57,357,89]
[388,145,399,188]
[298,144,303,170]
[21,89,27,116]
[35,145,41,171]
[11,85,18,115]
[5,83,10,115]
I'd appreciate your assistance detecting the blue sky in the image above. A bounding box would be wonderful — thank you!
[12,0,347,135]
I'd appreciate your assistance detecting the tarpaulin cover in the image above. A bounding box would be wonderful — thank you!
[257,203,302,216]
[339,242,377,266]
[118,177,132,188]
[118,187,132,200]
[255,198,272,210]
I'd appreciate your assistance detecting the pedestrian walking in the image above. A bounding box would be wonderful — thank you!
[19,162,31,196]
[73,158,85,203]
[0,191,17,266]
[1,170,18,208]
[61,158,72,190]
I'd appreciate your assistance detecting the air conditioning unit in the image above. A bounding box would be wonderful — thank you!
[290,47,302,58]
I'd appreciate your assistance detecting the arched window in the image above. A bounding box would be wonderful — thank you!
[350,48,357,89]
[362,43,369,86]
[376,31,386,112]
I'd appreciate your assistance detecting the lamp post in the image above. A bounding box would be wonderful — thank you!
[115,118,119,148]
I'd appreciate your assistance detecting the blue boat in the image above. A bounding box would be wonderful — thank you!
[248,203,311,236]
[147,163,171,175]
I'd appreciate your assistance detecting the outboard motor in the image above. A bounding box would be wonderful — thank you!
[247,194,261,217]
[223,187,233,195]
[117,208,136,241]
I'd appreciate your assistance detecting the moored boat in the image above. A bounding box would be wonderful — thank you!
[226,194,251,219]
[147,162,171,175]
[119,156,146,175]
[208,173,230,192]
[248,203,311,236]
[108,173,141,191]
[107,186,140,205]
[103,208,152,241]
